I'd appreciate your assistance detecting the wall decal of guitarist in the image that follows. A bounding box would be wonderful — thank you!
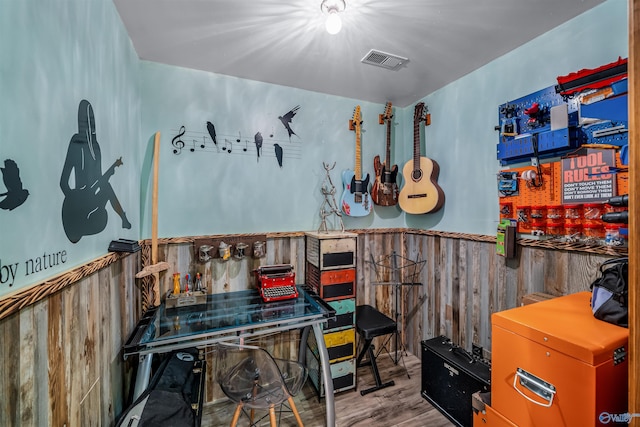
[340,105,372,217]
[372,102,399,206]
[60,100,131,243]
[398,102,445,214]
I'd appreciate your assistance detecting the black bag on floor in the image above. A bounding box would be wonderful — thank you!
[117,349,205,427]
[590,257,628,328]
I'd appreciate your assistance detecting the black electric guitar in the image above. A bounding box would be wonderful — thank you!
[62,157,123,243]
[372,102,398,206]
[398,103,445,214]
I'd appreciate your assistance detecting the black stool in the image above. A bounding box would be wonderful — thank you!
[355,304,397,396]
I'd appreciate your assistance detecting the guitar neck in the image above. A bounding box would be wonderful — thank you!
[355,127,362,180]
[413,119,421,172]
[385,120,392,168]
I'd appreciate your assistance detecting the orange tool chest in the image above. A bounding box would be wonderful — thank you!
[491,292,628,427]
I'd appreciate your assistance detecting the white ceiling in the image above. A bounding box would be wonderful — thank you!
[113,0,606,108]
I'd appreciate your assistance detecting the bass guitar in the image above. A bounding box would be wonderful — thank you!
[340,105,372,217]
[398,102,445,214]
[372,102,398,206]
[62,157,123,243]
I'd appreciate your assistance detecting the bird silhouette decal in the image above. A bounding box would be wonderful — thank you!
[274,144,283,168]
[0,159,29,211]
[278,105,300,140]
[254,132,263,161]
[206,121,217,146]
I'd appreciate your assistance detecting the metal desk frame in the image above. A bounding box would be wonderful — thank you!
[123,286,336,427]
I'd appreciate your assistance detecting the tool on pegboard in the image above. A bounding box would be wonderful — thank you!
[498,171,519,197]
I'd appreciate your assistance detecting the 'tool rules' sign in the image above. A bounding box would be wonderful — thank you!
[561,149,616,204]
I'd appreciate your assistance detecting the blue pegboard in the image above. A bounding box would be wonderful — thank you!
[497,85,580,165]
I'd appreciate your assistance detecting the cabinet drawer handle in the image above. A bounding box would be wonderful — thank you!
[513,367,556,408]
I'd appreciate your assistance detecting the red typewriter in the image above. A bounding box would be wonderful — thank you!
[254,264,298,303]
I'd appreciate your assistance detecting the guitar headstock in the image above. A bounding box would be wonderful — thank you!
[413,102,431,126]
[379,102,393,125]
[414,102,426,123]
[349,105,362,131]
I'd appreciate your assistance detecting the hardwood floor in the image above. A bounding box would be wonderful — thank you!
[201,351,454,427]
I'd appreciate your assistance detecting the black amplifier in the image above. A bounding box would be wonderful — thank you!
[421,336,491,427]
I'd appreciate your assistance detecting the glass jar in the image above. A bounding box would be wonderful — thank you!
[516,205,531,232]
[530,205,546,220]
[530,221,546,236]
[564,204,582,220]
[546,205,564,220]
[546,221,564,236]
[604,225,621,246]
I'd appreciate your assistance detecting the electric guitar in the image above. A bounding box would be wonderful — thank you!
[340,106,372,217]
[398,102,445,214]
[372,102,399,206]
[62,157,123,243]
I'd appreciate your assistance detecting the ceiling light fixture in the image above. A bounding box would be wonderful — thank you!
[321,0,346,35]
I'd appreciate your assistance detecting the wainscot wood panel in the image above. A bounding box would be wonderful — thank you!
[0,252,139,427]
[0,230,626,426]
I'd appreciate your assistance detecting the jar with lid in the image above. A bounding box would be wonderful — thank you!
[604,224,622,246]
[530,205,546,221]
[546,205,564,220]
[516,205,531,232]
[546,221,564,236]
[564,204,582,220]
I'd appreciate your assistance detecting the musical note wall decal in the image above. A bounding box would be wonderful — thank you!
[172,125,186,154]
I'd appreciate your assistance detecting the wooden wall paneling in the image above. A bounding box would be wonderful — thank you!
[18,303,35,425]
[402,232,427,358]
[1,311,19,426]
[457,239,468,350]
[49,289,69,426]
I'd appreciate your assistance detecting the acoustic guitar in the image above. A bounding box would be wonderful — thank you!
[340,106,372,217]
[398,102,445,214]
[372,102,399,206]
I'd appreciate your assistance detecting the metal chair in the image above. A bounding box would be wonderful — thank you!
[215,343,307,427]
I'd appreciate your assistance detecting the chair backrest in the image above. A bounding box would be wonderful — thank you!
[215,343,292,410]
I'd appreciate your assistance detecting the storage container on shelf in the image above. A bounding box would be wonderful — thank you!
[530,221,546,236]
[499,201,513,219]
[516,205,531,232]
[582,223,604,240]
[582,203,604,225]
[530,205,546,221]
[565,222,583,240]
[546,205,564,220]
[546,221,564,236]
[563,204,582,221]
[604,224,623,246]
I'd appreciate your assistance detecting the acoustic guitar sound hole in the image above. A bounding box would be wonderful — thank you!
[412,170,423,182]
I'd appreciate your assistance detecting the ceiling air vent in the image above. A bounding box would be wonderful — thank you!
[361,49,408,70]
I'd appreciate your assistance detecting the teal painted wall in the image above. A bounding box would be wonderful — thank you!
[0,0,628,298]
[0,0,140,298]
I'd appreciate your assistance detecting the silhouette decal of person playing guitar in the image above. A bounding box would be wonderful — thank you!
[60,100,131,243]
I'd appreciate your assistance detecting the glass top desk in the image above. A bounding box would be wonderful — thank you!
[124,285,336,426]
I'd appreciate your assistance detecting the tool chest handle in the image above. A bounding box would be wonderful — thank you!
[513,367,556,408]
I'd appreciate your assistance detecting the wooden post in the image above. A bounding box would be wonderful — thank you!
[135,132,168,306]
[629,0,639,424]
